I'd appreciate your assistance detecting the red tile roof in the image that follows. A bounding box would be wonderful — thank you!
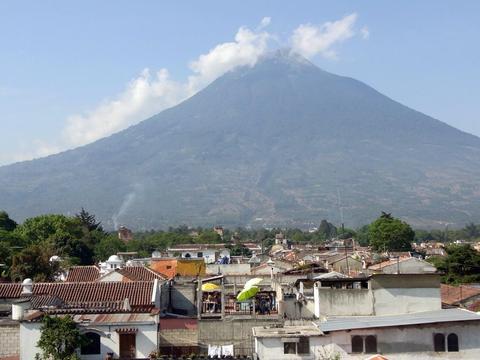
[66,266,100,282]
[368,257,411,270]
[0,356,20,360]
[117,266,167,281]
[0,281,155,310]
[441,284,480,306]
[167,243,228,251]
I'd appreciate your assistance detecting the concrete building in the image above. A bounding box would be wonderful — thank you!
[21,312,159,360]
[313,274,441,318]
[253,309,480,359]
[166,244,231,264]
[0,279,162,360]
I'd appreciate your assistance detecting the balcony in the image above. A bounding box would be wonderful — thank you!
[200,291,278,319]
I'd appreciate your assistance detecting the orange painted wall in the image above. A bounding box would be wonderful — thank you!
[150,258,205,278]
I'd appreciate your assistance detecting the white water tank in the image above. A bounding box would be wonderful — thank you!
[21,278,32,295]
[12,299,30,321]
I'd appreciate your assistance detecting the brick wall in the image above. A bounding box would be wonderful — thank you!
[0,322,20,358]
[159,318,198,347]
[198,318,280,356]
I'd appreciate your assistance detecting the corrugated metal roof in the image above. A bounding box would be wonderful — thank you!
[318,309,480,332]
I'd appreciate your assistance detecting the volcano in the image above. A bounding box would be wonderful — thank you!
[1,51,480,229]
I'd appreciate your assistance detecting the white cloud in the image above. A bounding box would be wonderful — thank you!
[188,27,270,91]
[259,17,271,29]
[290,13,358,59]
[63,25,270,148]
[361,26,370,40]
[63,68,188,147]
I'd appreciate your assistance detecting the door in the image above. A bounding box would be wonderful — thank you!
[119,333,136,359]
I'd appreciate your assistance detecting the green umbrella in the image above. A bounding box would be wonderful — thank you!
[236,286,259,301]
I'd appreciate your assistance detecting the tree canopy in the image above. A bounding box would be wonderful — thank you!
[368,212,414,251]
[0,210,17,231]
[36,315,85,360]
[428,244,480,284]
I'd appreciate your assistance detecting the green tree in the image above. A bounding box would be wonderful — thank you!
[429,244,480,284]
[14,214,102,265]
[10,243,60,282]
[36,315,85,360]
[0,211,17,231]
[355,225,370,246]
[94,234,127,261]
[228,244,252,257]
[338,227,356,240]
[368,212,414,251]
[197,230,222,244]
[463,222,480,239]
[0,242,12,279]
[318,220,337,239]
[75,208,103,232]
[14,214,82,244]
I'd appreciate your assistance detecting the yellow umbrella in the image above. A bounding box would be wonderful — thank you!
[201,282,220,292]
[244,277,263,289]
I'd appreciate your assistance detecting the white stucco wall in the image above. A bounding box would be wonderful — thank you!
[20,321,158,360]
[372,287,441,315]
[327,321,480,359]
[255,336,328,360]
[206,263,251,275]
[255,322,480,359]
[313,282,441,317]
[20,322,42,360]
[178,249,230,264]
[314,286,374,317]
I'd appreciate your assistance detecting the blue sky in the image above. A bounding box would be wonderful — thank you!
[0,1,479,165]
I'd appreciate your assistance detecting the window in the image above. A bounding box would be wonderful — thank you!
[283,342,296,354]
[297,337,310,354]
[351,335,363,353]
[351,335,377,354]
[365,335,377,353]
[283,338,309,355]
[433,333,445,352]
[447,333,459,352]
[197,252,203,257]
[184,253,191,258]
[81,332,101,355]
